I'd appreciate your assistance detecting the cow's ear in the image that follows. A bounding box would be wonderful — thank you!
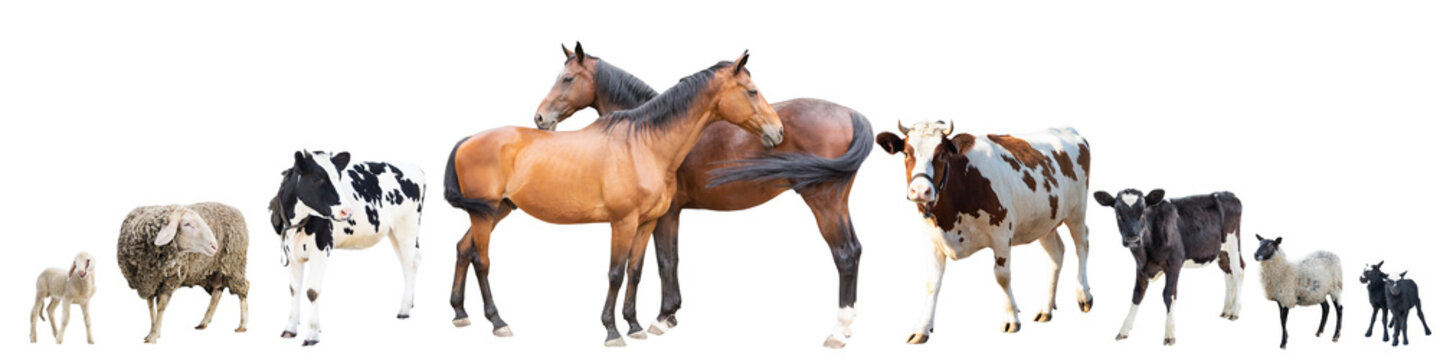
[293,151,308,173]
[938,138,959,157]
[876,132,905,155]
[1093,191,1116,207]
[1144,189,1166,206]
[331,152,351,171]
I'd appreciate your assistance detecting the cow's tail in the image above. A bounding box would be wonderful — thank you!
[706,111,874,191]
[444,136,499,217]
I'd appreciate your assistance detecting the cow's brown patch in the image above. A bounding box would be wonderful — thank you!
[928,154,1008,232]
[1049,195,1060,219]
[996,256,1008,268]
[1077,140,1091,186]
[1217,251,1232,275]
[1053,150,1076,181]
[307,289,319,302]
[989,134,1058,190]
[1022,172,1037,191]
[951,133,978,155]
[1000,156,1022,171]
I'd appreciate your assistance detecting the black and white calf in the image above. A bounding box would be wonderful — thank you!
[877,121,1094,344]
[268,150,425,346]
[1094,189,1243,346]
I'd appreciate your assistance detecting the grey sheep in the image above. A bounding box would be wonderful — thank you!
[1255,235,1343,349]
[30,252,97,344]
[116,202,249,344]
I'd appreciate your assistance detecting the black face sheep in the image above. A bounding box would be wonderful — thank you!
[1360,261,1391,341]
[1254,235,1343,349]
[30,252,97,344]
[1383,271,1431,346]
[116,202,249,344]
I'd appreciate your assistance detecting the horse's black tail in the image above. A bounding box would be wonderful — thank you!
[444,136,500,217]
[706,111,874,191]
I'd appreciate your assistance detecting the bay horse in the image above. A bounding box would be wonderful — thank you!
[533,43,873,348]
[445,51,784,347]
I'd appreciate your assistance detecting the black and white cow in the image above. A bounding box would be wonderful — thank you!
[1093,189,1243,346]
[877,121,1094,344]
[268,150,425,346]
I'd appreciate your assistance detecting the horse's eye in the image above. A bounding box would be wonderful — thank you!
[746,89,758,96]
[563,76,575,83]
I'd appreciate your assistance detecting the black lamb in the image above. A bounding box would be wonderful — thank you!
[1383,271,1431,346]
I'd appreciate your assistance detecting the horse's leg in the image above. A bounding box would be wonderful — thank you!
[1035,229,1063,323]
[281,254,305,339]
[469,209,512,336]
[623,220,658,339]
[451,230,474,327]
[389,222,421,319]
[1116,269,1150,340]
[799,183,861,348]
[301,254,329,346]
[648,209,681,336]
[906,247,946,344]
[603,217,639,347]
[1063,217,1093,313]
[994,243,1022,333]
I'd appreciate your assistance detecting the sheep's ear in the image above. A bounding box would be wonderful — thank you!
[1400,271,1408,278]
[1377,261,1384,269]
[1094,191,1116,207]
[153,211,183,246]
[1144,189,1166,206]
[1255,234,1264,241]
[1274,237,1283,245]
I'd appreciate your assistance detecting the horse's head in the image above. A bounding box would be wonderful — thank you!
[711,50,783,148]
[535,42,598,131]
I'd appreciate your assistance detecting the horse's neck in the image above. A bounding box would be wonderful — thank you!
[639,106,717,173]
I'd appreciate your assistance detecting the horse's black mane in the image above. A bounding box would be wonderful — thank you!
[597,61,735,135]
[593,60,658,111]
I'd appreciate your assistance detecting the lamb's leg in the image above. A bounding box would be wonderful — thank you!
[906,247,946,344]
[282,256,304,339]
[1278,303,1290,349]
[1366,306,1380,337]
[1332,297,1343,342]
[30,294,44,343]
[145,297,155,342]
[146,293,172,344]
[47,298,60,338]
[1316,301,1330,337]
[301,255,329,346]
[1035,230,1063,323]
[1391,310,1402,346]
[235,293,248,333]
[1402,312,1410,345]
[994,245,1022,333]
[1116,269,1150,341]
[1384,306,1392,341]
[81,301,93,344]
[56,299,71,344]
[197,289,223,330]
[1416,301,1432,335]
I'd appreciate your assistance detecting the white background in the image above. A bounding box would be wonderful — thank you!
[3,1,1437,359]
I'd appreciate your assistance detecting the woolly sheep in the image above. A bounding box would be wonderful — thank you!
[116,202,249,344]
[29,252,97,344]
[1382,271,1431,346]
[1254,235,1343,349]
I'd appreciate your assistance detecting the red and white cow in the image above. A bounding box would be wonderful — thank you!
[876,121,1094,344]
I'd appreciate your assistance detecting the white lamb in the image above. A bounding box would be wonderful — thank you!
[1254,235,1343,349]
[30,252,97,344]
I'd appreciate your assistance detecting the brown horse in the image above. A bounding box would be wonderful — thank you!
[445,51,783,347]
[534,43,872,348]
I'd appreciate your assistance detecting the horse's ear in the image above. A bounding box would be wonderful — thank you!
[562,43,573,59]
[876,132,904,155]
[734,50,749,75]
[1094,191,1116,207]
[574,42,585,60]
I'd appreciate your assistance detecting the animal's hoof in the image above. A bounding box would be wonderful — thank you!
[235,327,247,333]
[823,335,848,349]
[1365,330,1372,337]
[302,339,319,346]
[1427,329,1433,336]
[1164,337,1175,346]
[1115,334,1128,341]
[1034,312,1053,322]
[453,317,471,328]
[195,324,207,330]
[906,332,929,344]
[1079,298,1094,313]
[493,326,513,337]
[1316,331,1323,337]
[627,330,647,340]
[647,323,668,336]
[1333,335,1340,342]
[1002,322,1021,333]
[280,330,297,338]
[604,337,627,347]
[397,314,410,319]
[1228,314,1239,321]
[87,339,94,344]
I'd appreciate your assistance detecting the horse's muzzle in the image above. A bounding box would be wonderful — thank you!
[534,113,557,131]
[761,125,784,148]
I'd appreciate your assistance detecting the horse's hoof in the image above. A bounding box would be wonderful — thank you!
[280,330,297,339]
[195,324,207,330]
[235,327,247,333]
[302,339,319,347]
[1002,322,1020,333]
[627,330,647,340]
[1115,334,1128,341]
[604,337,626,347]
[1164,337,1175,346]
[823,334,848,349]
[397,314,410,320]
[647,323,668,336]
[453,318,471,328]
[1034,312,1053,322]
[906,332,929,344]
[493,326,513,337]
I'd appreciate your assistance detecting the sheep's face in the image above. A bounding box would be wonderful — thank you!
[69,252,95,279]
[1093,188,1165,249]
[284,150,358,225]
[155,208,219,256]
[1253,235,1282,262]
[1361,262,1386,284]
